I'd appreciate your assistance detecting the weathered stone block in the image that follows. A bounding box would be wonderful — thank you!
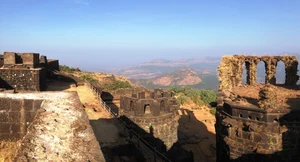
[0,112,9,122]
[24,99,34,111]
[10,123,21,133]
[0,123,11,133]
[0,98,11,110]
[10,99,23,111]
[3,52,16,65]
[8,112,21,122]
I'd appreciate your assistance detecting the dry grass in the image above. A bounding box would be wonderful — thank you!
[0,141,20,162]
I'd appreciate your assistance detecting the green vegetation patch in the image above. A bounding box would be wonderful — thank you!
[59,65,81,73]
[80,74,97,83]
[102,79,132,90]
[169,87,217,115]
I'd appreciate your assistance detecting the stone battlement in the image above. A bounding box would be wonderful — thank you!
[120,89,178,117]
[0,52,60,91]
[120,89,180,150]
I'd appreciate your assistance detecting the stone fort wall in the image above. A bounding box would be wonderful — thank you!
[0,52,59,91]
[0,92,105,162]
[216,55,300,162]
[120,90,180,150]
[0,68,47,91]
[0,97,42,141]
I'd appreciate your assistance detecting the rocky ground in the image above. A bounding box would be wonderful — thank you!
[232,84,300,109]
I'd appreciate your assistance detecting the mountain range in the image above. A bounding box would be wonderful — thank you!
[113,54,300,90]
[114,57,220,79]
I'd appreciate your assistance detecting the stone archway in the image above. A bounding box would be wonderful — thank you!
[256,61,267,84]
[275,60,286,84]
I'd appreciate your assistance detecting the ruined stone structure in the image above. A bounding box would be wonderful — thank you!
[0,52,59,91]
[120,89,180,150]
[218,55,299,90]
[216,55,300,162]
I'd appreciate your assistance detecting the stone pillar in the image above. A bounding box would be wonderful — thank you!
[264,60,272,84]
[268,59,278,85]
[285,60,298,85]
[246,61,257,85]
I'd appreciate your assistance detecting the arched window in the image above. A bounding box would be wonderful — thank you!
[256,61,266,84]
[275,61,285,84]
[130,101,134,111]
[242,62,250,84]
[144,104,151,114]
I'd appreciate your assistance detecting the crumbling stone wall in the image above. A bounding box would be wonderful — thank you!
[216,55,300,162]
[218,55,299,90]
[120,90,179,150]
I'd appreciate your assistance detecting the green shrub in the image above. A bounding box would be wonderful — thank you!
[80,74,97,83]
[169,87,217,107]
[59,65,81,73]
[210,107,216,115]
[176,94,190,105]
[199,90,217,105]
[102,80,132,90]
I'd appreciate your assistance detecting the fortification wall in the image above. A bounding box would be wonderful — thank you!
[216,55,300,162]
[0,98,42,141]
[123,112,179,150]
[0,68,47,91]
[0,92,105,162]
[47,59,59,71]
[120,90,180,151]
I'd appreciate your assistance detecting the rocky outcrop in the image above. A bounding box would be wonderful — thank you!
[151,68,202,86]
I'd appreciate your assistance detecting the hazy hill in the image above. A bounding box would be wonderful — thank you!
[131,68,220,90]
[133,68,202,87]
[114,57,220,79]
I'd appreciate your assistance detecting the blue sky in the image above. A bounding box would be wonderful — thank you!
[0,0,300,71]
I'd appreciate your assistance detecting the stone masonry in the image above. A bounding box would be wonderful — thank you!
[216,55,300,162]
[218,55,299,90]
[120,89,180,150]
[0,52,59,91]
[0,92,105,162]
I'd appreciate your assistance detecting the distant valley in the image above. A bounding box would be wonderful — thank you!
[114,57,221,90]
[113,55,300,90]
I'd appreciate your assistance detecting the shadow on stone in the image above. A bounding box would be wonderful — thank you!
[101,91,119,116]
[217,98,300,162]
[46,73,78,91]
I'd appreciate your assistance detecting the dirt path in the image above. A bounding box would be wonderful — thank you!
[47,81,112,119]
